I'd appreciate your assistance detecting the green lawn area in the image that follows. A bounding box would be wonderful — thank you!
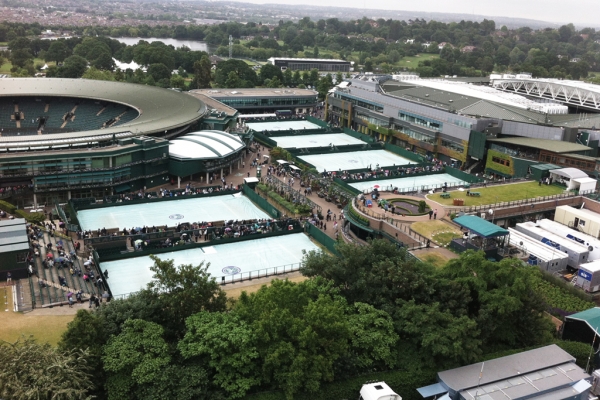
[420,253,449,268]
[411,220,462,246]
[427,181,566,207]
[0,58,50,74]
[395,54,439,68]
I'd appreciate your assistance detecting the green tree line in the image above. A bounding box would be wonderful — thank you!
[1,241,594,400]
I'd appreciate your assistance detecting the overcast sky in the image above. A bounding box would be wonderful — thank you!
[238,0,599,27]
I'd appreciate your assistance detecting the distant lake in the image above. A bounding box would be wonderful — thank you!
[110,37,212,52]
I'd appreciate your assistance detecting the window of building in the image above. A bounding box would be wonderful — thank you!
[492,156,510,167]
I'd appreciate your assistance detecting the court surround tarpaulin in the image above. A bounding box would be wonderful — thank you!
[77,194,269,231]
[246,120,321,131]
[349,173,466,193]
[102,233,320,297]
[298,150,413,172]
[274,133,366,148]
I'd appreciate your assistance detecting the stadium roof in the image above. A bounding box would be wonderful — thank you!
[0,78,206,145]
[488,137,592,153]
[193,88,317,98]
[268,57,349,63]
[453,215,508,238]
[169,130,245,160]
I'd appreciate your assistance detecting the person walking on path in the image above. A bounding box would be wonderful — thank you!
[6,272,11,284]
[434,209,438,220]
[428,210,433,220]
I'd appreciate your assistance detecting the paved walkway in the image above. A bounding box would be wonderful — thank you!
[355,193,447,223]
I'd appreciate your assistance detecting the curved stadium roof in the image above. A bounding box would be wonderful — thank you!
[0,78,207,145]
[169,130,245,160]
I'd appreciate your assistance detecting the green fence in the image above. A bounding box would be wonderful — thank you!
[343,128,375,143]
[253,132,278,147]
[54,199,80,232]
[332,178,362,196]
[243,184,281,218]
[445,166,484,184]
[305,222,339,256]
[306,115,329,128]
[383,142,425,163]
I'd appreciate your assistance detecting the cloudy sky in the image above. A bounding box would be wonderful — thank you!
[239,0,599,27]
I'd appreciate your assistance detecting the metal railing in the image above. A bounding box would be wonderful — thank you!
[445,190,591,214]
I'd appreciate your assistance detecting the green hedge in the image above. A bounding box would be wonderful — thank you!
[15,210,46,224]
[258,184,311,216]
[0,200,17,214]
[348,203,370,226]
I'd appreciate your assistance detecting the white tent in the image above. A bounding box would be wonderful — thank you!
[549,168,590,190]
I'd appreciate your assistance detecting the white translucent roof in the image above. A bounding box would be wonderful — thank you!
[551,168,589,179]
[169,130,244,160]
[397,78,567,112]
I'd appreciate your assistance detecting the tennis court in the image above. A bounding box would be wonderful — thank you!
[299,150,414,172]
[246,120,322,131]
[77,193,269,231]
[274,133,366,149]
[349,173,466,193]
[102,233,321,297]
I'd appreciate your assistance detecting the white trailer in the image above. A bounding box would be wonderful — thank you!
[514,221,590,269]
[508,228,569,273]
[360,382,402,400]
[575,260,600,292]
[537,219,600,261]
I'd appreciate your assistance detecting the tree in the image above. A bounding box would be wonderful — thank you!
[146,255,227,337]
[170,74,187,90]
[147,63,171,82]
[234,279,350,399]
[0,337,95,400]
[214,59,257,88]
[192,55,212,89]
[82,67,115,81]
[59,55,88,78]
[225,70,242,88]
[345,303,399,371]
[179,311,260,398]
[259,63,283,85]
[102,319,171,400]
[266,76,282,88]
[45,40,70,63]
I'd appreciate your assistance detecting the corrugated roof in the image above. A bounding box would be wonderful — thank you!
[453,215,508,238]
[385,86,480,110]
[438,345,576,392]
[488,137,591,153]
[566,307,600,332]
[459,100,547,123]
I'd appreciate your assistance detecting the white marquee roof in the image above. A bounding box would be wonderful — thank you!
[169,130,245,160]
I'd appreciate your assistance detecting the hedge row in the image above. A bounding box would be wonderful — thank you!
[0,200,17,214]
[258,184,311,216]
[348,203,370,226]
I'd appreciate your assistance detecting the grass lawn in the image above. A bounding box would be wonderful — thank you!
[395,54,439,69]
[427,181,565,207]
[411,220,462,246]
[420,253,449,268]
[0,312,74,346]
[0,290,74,346]
[0,58,51,74]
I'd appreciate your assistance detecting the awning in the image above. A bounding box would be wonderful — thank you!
[114,183,131,193]
[417,383,447,398]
